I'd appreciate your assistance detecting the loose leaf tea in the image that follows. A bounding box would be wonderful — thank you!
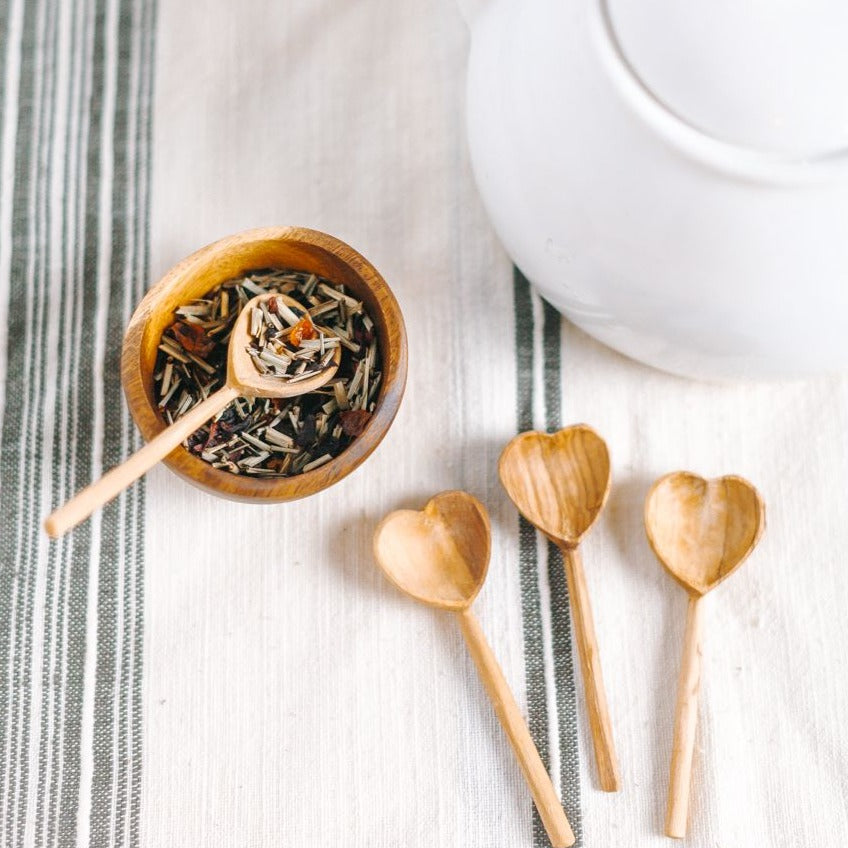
[152,269,381,477]
[244,296,339,382]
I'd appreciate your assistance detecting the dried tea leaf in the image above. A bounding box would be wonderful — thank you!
[187,431,206,453]
[217,407,251,435]
[295,414,317,447]
[154,268,380,479]
[353,321,374,346]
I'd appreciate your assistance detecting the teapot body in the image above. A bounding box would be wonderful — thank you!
[466,0,848,379]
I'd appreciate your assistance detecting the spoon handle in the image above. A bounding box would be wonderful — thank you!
[561,546,621,791]
[457,608,574,848]
[666,593,704,839]
[44,385,240,538]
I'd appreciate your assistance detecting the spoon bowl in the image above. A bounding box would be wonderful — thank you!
[498,424,610,546]
[227,291,341,397]
[645,471,765,596]
[373,491,489,610]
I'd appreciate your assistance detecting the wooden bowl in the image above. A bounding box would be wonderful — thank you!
[121,226,408,502]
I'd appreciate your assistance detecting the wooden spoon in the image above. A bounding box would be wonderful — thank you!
[498,425,620,792]
[644,471,765,839]
[44,293,341,538]
[373,491,575,848]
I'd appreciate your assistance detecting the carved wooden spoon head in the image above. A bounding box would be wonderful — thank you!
[499,425,611,547]
[227,292,341,397]
[373,491,490,610]
[645,472,765,596]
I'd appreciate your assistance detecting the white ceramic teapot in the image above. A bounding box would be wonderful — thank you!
[464,0,848,379]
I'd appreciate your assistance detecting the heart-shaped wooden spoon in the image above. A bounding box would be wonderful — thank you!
[499,425,620,791]
[45,292,341,537]
[645,471,765,839]
[374,491,574,848]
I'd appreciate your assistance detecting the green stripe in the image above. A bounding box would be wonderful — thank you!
[542,296,582,841]
[121,4,157,842]
[0,0,154,840]
[513,267,555,847]
[0,0,101,840]
[14,0,63,840]
[0,0,10,131]
[56,0,107,840]
[513,268,583,845]
[41,0,97,844]
[90,0,135,840]
[7,0,47,826]
[114,5,144,839]
[542,300,561,431]
[0,0,43,839]
[52,0,98,841]
[129,3,155,839]
[36,1,88,843]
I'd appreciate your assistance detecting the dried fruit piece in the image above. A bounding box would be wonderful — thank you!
[339,409,371,436]
[203,420,221,449]
[289,314,317,347]
[171,321,215,356]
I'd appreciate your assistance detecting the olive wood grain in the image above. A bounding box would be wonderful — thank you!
[499,425,620,792]
[666,594,704,839]
[119,226,407,505]
[45,386,236,537]
[45,293,341,537]
[560,545,619,792]
[644,471,765,839]
[458,607,575,848]
[373,491,574,848]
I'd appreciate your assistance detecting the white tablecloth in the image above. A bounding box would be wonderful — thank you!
[1,1,847,845]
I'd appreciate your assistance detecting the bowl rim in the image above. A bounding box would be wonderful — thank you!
[121,226,408,502]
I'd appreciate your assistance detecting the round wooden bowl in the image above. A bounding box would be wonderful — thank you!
[121,226,407,502]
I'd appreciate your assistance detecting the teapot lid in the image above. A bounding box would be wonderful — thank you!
[604,0,848,157]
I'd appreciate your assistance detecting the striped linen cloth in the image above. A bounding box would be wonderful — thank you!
[1,1,847,846]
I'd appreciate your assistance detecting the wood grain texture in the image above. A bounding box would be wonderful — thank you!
[645,472,765,596]
[226,291,341,397]
[499,425,620,791]
[458,608,575,848]
[561,546,620,792]
[665,594,704,839]
[45,385,238,537]
[498,426,610,546]
[644,470,765,838]
[121,226,408,503]
[45,288,347,536]
[373,491,574,847]
[373,491,490,611]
